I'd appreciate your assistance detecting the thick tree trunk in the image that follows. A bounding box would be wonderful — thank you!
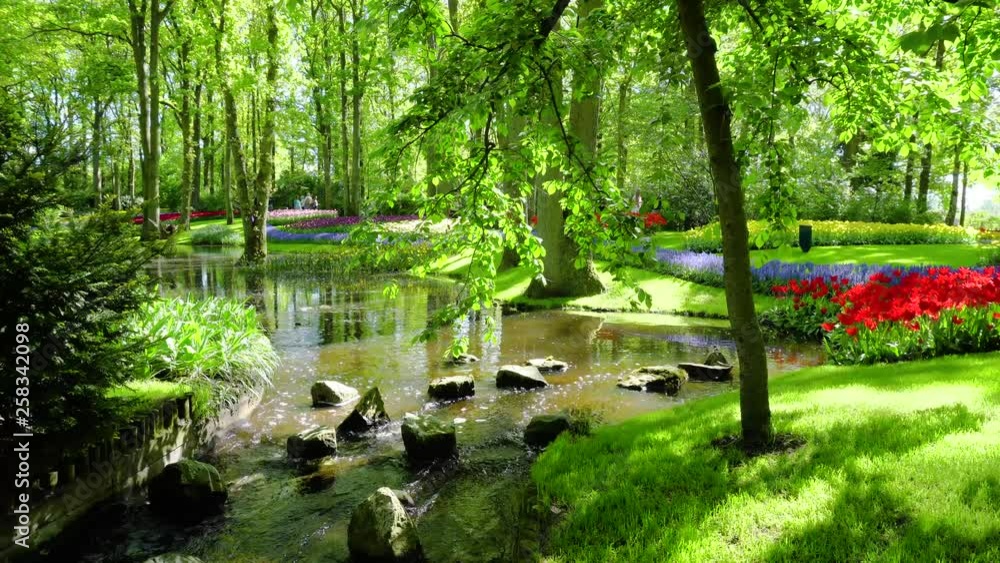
[960,160,968,227]
[448,0,459,31]
[130,0,171,240]
[525,7,604,299]
[500,110,525,269]
[677,0,772,448]
[945,144,961,225]
[92,98,104,207]
[178,38,194,230]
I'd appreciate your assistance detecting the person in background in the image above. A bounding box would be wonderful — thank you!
[293,196,302,210]
[630,189,643,213]
[303,193,314,209]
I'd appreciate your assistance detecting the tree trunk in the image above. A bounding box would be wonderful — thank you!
[224,134,234,224]
[448,0,459,31]
[500,110,525,269]
[616,75,630,195]
[178,37,194,230]
[129,0,171,240]
[112,159,121,210]
[92,98,104,207]
[193,81,203,210]
[903,132,916,207]
[232,6,280,264]
[916,41,945,216]
[960,160,968,227]
[945,144,961,225]
[204,90,215,195]
[349,0,364,216]
[338,5,351,211]
[128,142,136,202]
[677,0,772,448]
[525,8,604,299]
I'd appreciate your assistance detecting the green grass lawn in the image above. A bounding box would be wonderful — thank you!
[533,352,1000,562]
[750,244,987,267]
[106,380,194,419]
[433,253,775,317]
[651,230,987,267]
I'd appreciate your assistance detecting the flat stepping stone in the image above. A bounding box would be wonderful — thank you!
[618,366,687,395]
[445,353,479,366]
[337,387,390,437]
[401,413,457,464]
[525,358,569,373]
[524,414,571,448]
[287,426,338,459]
[310,380,359,407]
[496,365,548,389]
[428,375,475,401]
[678,362,734,382]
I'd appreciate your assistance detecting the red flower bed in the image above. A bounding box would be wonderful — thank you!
[767,266,1000,364]
[832,267,1000,328]
[132,210,233,224]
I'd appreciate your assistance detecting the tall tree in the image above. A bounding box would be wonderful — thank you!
[677,0,772,448]
[127,0,174,240]
[218,0,280,263]
[525,1,605,298]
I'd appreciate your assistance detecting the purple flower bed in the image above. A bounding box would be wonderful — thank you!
[651,248,988,295]
[266,225,348,243]
[286,214,419,231]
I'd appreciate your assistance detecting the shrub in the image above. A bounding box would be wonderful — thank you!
[683,220,973,252]
[191,224,243,246]
[0,101,157,438]
[130,298,278,409]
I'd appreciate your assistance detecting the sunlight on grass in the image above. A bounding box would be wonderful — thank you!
[534,352,1000,562]
[749,244,985,267]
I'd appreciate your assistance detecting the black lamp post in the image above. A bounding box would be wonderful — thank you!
[799,224,813,253]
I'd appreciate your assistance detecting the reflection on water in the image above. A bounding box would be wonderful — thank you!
[46,252,823,562]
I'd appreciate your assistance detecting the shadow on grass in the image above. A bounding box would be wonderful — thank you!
[533,353,1000,562]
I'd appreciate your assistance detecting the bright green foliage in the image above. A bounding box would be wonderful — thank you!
[685,220,973,252]
[534,352,1000,562]
[190,224,243,245]
[130,297,278,407]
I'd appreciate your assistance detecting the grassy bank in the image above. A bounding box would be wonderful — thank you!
[532,352,1000,562]
[432,253,776,318]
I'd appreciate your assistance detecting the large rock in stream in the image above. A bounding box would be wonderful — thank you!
[427,375,475,401]
[524,414,571,448]
[496,365,548,389]
[147,459,227,519]
[617,366,687,395]
[310,380,359,407]
[401,413,457,465]
[338,387,391,437]
[348,487,423,562]
[287,426,338,459]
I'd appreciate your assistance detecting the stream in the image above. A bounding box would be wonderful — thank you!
[39,250,823,562]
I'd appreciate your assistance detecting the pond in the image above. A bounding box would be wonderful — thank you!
[43,250,823,562]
